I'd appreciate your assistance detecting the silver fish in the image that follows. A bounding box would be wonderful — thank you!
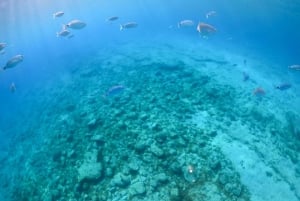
[0,43,6,51]
[275,83,291,90]
[120,22,138,31]
[288,65,300,71]
[206,11,217,19]
[177,20,194,28]
[65,20,86,29]
[107,16,119,22]
[2,55,24,70]
[105,85,125,97]
[53,11,64,19]
[56,29,70,37]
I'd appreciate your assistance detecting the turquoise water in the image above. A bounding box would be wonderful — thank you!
[1,1,300,201]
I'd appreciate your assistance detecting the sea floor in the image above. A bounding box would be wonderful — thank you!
[0,38,299,201]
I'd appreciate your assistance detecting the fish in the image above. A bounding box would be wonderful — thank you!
[206,11,217,19]
[274,83,291,90]
[196,22,217,37]
[53,11,64,19]
[2,54,24,70]
[56,28,70,37]
[0,43,6,51]
[64,19,86,29]
[177,20,194,28]
[10,82,16,93]
[243,72,249,81]
[120,22,138,31]
[253,87,265,96]
[106,16,119,22]
[104,85,125,97]
[288,64,300,71]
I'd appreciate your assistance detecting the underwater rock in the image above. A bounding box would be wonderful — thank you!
[208,155,222,172]
[111,173,131,188]
[140,113,148,121]
[150,173,169,190]
[134,141,148,153]
[187,183,225,201]
[224,183,242,197]
[150,144,164,158]
[170,187,179,197]
[77,149,103,184]
[154,173,168,184]
[91,135,105,144]
[155,132,168,143]
[218,172,230,185]
[105,167,114,178]
[170,161,182,174]
[78,162,102,182]
[128,161,140,173]
[129,181,146,196]
[217,170,243,198]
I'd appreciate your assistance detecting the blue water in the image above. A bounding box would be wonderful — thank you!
[1,0,300,200]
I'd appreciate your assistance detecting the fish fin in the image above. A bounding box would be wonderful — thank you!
[120,25,123,31]
[62,24,67,30]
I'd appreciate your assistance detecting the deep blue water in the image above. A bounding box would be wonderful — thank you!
[1,0,298,114]
[0,0,300,200]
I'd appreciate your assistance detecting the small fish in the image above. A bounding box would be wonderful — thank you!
[120,22,138,31]
[64,19,86,29]
[177,20,194,28]
[2,54,24,70]
[243,72,249,81]
[53,11,64,19]
[274,83,291,90]
[104,85,125,97]
[253,87,265,96]
[106,16,119,22]
[0,43,6,51]
[206,11,217,19]
[197,22,217,37]
[56,29,70,37]
[10,82,16,93]
[68,34,74,39]
[288,64,300,71]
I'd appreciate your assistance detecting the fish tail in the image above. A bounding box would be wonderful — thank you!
[120,25,123,31]
[62,24,67,30]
